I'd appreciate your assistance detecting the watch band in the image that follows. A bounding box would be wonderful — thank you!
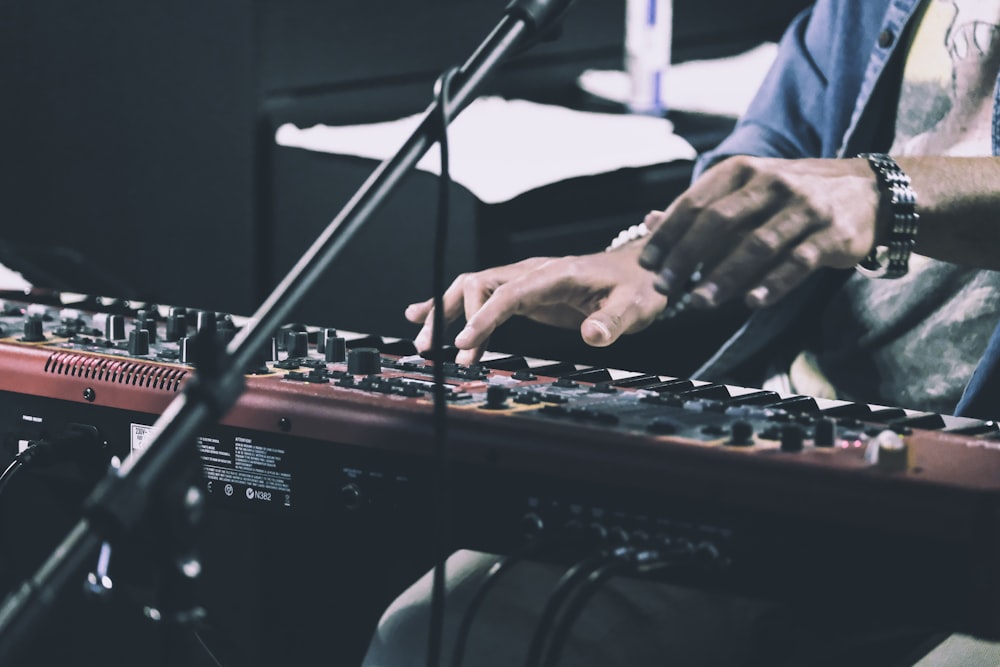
[856,152,919,279]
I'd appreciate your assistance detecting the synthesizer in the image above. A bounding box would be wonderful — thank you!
[1,289,1000,639]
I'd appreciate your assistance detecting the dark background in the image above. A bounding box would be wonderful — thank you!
[0,0,807,339]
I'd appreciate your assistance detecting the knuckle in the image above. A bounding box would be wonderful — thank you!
[462,272,490,293]
[745,227,784,256]
[789,243,821,270]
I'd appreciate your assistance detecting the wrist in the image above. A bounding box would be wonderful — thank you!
[856,153,919,279]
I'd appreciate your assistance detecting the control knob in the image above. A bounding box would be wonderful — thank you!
[347,347,381,376]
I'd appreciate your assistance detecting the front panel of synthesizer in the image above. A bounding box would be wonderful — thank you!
[2,291,1000,638]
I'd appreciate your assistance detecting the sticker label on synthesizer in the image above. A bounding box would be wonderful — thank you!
[130,424,293,509]
[198,435,292,509]
[130,423,159,453]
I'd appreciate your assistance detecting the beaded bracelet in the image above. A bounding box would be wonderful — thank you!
[605,221,650,251]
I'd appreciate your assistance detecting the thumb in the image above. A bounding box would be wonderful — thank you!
[580,284,665,347]
[580,316,620,347]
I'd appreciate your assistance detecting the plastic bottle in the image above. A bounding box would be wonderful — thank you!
[625,0,672,115]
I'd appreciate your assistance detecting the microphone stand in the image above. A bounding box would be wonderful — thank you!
[0,0,576,662]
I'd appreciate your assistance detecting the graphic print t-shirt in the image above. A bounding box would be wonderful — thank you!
[804,0,1000,414]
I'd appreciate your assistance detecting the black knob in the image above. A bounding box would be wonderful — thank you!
[278,324,308,351]
[165,309,187,342]
[317,328,338,353]
[521,512,545,537]
[135,309,157,343]
[340,483,363,511]
[21,317,45,342]
[195,310,216,336]
[259,336,277,363]
[728,420,754,446]
[647,417,679,435]
[128,328,150,356]
[285,331,309,358]
[105,314,126,341]
[814,418,837,447]
[179,336,192,364]
[347,347,381,375]
[324,336,348,363]
[780,424,806,453]
[483,385,510,409]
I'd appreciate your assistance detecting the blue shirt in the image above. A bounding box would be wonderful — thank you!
[689,0,1000,419]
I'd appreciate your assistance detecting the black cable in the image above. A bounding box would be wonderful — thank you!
[450,553,525,667]
[0,425,105,496]
[539,549,676,667]
[539,558,633,667]
[522,547,633,667]
[450,532,578,667]
[427,64,461,667]
[0,458,24,496]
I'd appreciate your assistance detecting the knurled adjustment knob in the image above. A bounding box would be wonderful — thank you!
[20,316,46,342]
[347,347,381,376]
[285,330,309,358]
[324,336,348,363]
[105,314,126,342]
[128,328,150,356]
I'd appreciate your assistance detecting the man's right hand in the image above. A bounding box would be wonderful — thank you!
[405,232,668,366]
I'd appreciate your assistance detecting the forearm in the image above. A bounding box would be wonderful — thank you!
[897,156,1000,271]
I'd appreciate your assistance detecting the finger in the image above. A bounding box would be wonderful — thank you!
[455,260,591,351]
[453,280,533,352]
[404,298,433,324]
[580,281,666,347]
[455,345,486,367]
[637,192,699,272]
[638,156,757,274]
[688,208,818,308]
[412,274,474,351]
[652,183,776,299]
[743,236,826,308]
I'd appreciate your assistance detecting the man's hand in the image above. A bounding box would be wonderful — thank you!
[405,228,668,366]
[639,156,880,309]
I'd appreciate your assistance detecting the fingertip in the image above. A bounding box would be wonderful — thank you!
[404,302,426,322]
[455,348,481,367]
[745,285,770,308]
[581,318,614,347]
[689,282,719,309]
[413,327,431,351]
[453,325,475,349]
[638,244,663,270]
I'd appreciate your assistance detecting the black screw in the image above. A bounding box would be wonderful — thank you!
[83,387,96,402]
